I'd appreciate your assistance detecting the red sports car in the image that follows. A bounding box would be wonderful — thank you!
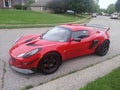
[9,24,110,74]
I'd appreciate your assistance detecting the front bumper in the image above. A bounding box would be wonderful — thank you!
[9,56,39,74]
[10,65,36,74]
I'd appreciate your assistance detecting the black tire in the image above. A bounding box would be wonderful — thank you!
[38,52,62,75]
[95,40,110,56]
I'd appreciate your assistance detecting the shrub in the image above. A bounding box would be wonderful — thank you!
[14,5,28,10]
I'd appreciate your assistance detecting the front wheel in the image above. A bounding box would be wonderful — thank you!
[38,52,62,75]
[95,40,110,56]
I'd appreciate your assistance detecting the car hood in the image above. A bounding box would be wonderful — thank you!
[10,34,62,56]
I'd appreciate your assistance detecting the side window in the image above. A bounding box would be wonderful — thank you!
[72,30,89,39]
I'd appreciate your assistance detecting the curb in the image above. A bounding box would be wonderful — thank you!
[30,55,120,90]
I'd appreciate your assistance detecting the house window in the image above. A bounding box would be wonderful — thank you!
[5,0,9,7]
[21,0,25,5]
[3,0,11,8]
[15,0,19,5]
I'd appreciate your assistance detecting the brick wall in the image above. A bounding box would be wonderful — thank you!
[0,0,4,8]
[0,0,28,9]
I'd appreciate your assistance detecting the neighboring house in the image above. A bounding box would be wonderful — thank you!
[0,0,27,9]
[30,0,54,12]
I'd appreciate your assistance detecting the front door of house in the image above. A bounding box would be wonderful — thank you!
[3,0,11,8]
[5,0,9,7]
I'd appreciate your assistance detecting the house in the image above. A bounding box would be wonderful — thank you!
[0,0,27,9]
[30,0,54,12]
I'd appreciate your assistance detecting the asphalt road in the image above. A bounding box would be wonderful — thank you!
[0,16,120,90]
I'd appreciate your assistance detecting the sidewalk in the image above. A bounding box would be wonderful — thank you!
[30,55,120,90]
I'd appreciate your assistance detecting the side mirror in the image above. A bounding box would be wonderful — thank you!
[72,38,81,42]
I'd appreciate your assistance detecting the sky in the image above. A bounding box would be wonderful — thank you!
[98,0,117,9]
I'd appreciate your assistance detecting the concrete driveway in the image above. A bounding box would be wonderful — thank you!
[0,16,120,90]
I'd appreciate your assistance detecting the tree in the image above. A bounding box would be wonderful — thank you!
[27,0,35,6]
[47,0,68,13]
[92,3,100,13]
[107,4,116,14]
[47,0,99,14]
[68,0,98,13]
[27,0,35,9]
[86,0,95,13]
[68,0,85,13]
[115,0,120,12]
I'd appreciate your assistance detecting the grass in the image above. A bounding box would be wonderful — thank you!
[0,9,78,24]
[80,67,120,90]
[21,85,33,90]
[0,9,90,28]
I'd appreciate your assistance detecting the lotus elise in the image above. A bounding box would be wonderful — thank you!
[9,24,110,74]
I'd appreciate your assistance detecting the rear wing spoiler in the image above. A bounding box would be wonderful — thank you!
[84,24,110,31]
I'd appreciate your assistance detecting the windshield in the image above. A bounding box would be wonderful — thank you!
[42,27,71,42]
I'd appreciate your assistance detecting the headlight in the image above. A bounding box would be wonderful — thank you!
[17,48,41,58]
[17,53,25,58]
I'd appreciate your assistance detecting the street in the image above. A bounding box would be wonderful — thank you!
[0,16,120,90]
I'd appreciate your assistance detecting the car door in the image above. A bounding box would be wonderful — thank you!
[65,30,92,59]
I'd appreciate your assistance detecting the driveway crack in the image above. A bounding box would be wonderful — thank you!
[1,60,6,90]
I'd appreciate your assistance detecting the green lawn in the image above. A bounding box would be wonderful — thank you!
[0,9,84,24]
[80,67,120,90]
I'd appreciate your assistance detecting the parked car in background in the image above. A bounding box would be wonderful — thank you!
[91,13,97,17]
[110,13,118,19]
[66,10,75,14]
[105,13,110,16]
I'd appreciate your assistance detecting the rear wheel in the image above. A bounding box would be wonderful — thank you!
[95,40,110,56]
[38,52,62,74]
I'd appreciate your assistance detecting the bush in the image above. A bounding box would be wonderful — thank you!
[14,5,28,10]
